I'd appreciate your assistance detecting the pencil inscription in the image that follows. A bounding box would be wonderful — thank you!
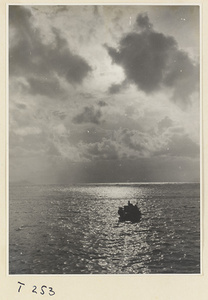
[17,282,55,296]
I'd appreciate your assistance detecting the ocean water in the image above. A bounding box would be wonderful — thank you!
[9,183,200,274]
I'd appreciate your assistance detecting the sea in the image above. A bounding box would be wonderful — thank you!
[9,182,200,274]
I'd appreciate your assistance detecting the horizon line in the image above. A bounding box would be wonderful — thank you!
[9,180,200,185]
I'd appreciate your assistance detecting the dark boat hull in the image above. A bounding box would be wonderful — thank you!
[118,204,141,223]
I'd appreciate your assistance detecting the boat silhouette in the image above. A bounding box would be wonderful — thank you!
[118,201,141,223]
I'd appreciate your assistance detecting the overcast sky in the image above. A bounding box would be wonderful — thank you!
[9,5,200,184]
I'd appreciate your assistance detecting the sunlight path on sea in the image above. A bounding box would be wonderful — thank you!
[9,183,200,274]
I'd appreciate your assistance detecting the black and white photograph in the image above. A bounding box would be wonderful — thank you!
[9,5,200,275]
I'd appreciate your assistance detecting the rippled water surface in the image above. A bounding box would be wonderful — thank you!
[9,183,200,274]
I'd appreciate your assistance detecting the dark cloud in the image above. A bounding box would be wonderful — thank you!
[85,139,119,160]
[15,103,27,110]
[108,80,128,94]
[105,12,199,105]
[52,110,67,120]
[79,129,152,161]
[9,6,92,88]
[115,128,199,159]
[98,100,107,107]
[158,116,173,132]
[51,29,92,84]
[10,105,34,127]
[164,50,199,105]
[27,77,63,98]
[120,129,147,153]
[9,4,32,29]
[73,106,102,124]
[28,6,69,16]
[70,126,109,144]
[105,31,176,93]
[136,13,153,30]
[108,83,122,94]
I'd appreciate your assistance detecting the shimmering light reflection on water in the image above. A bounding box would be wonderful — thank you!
[9,183,200,274]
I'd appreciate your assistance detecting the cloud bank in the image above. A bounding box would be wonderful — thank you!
[105,13,199,106]
[9,6,92,92]
[9,6,200,184]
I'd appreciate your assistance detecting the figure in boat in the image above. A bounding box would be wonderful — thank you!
[118,201,141,223]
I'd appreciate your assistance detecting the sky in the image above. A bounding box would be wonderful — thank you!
[9,5,200,184]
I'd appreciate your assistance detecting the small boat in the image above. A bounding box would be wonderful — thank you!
[118,201,141,223]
